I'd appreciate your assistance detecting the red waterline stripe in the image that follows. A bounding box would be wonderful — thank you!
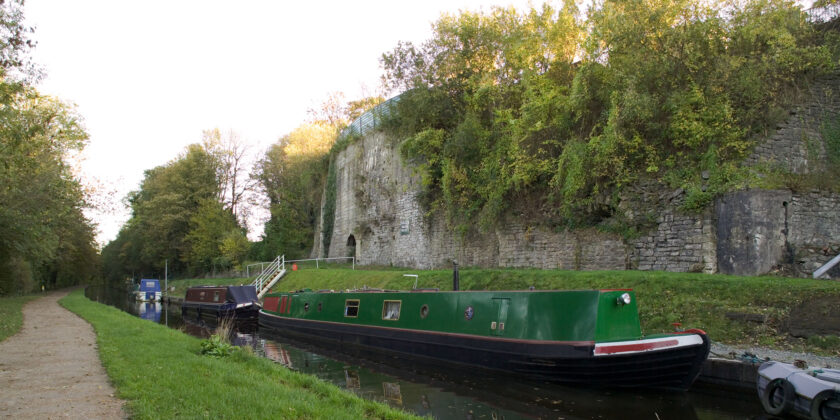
[594,339,679,355]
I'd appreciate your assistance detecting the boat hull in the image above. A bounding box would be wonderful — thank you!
[258,310,709,390]
[181,302,259,321]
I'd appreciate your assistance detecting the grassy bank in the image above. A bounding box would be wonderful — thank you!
[59,290,418,419]
[0,294,39,342]
[265,267,840,356]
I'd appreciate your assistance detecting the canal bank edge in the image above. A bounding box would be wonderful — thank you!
[60,290,420,419]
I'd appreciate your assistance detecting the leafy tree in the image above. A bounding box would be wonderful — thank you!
[0,0,99,294]
[381,0,836,232]
[254,122,336,259]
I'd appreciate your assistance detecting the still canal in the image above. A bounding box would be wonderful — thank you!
[85,286,765,419]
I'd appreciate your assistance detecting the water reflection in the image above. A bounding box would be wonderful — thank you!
[85,286,764,420]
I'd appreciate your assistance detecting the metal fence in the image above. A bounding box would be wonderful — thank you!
[338,95,401,140]
[286,256,355,270]
[806,3,840,25]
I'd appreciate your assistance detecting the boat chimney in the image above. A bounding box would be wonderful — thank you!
[452,260,459,291]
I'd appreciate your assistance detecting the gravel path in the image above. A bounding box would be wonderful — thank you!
[0,289,125,418]
[710,341,840,369]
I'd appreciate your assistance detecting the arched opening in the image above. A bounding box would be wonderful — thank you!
[346,235,356,259]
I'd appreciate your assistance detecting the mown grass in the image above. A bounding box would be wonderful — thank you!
[59,289,419,420]
[0,294,39,342]
[263,267,840,356]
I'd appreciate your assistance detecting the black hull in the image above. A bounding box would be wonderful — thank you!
[258,311,710,390]
[181,302,259,321]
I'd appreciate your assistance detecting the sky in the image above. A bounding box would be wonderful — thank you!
[24,0,537,245]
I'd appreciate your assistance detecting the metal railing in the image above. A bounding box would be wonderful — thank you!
[806,3,840,24]
[253,255,285,297]
[813,252,840,279]
[338,95,401,140]
[286,256,355,270]
[246,261,274,278]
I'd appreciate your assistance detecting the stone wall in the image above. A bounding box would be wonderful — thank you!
[715,190,791,276]
[630,194,716,273]
[788,190,840,278]
[744,73,840,173]
[311,77,840,278]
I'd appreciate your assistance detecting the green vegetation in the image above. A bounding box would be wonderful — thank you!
[101,137,251,282]
[381,0,839,232]
[269,267,840,356]
[0,1,100,295]
[0,294,38,341]
[253,123,335,261]
[59,290,418,419]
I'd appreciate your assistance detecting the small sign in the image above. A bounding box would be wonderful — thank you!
[400,218,410,235]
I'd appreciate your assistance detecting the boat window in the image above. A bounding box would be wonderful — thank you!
[344,300,360,317]
[304,302,310,312]
[420,304,429,319]
[213,291,220,302]
[318,302,322,312]
[382,301,401,321]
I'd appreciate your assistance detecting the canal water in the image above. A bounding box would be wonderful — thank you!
[85,286,765,419]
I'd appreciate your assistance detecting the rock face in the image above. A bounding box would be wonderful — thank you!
[312,77,840,277]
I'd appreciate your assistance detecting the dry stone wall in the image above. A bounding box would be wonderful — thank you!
[744,73,840,173]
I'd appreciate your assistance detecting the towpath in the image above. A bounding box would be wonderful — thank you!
[0,289,125,418]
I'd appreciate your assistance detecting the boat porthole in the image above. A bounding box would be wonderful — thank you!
[464,306,474,320]
[304,302,310,312]
[318,302,322,312]
[420,304,429,319]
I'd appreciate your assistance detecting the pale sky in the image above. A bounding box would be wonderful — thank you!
[25,0,537,245]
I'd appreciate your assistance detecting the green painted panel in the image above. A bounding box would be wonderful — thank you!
[594,290,643,342]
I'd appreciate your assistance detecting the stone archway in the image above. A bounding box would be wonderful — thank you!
[346,235,356,259]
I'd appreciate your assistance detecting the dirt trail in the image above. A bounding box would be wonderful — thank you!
[0,289,125,418]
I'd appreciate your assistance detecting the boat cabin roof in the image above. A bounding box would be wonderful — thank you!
[138,279,160,292]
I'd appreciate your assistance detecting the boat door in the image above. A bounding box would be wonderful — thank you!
[491,298,510,336]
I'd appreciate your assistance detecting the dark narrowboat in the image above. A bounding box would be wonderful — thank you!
[181,285,260,321]
[258,287,710,390]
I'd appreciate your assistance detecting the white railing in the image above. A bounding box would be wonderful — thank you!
[253,255,285,298]
[813,252,840,279]
[246,261,274,278]
[286,256,355,270]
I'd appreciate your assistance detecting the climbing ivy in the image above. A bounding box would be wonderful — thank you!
[321,157,338,255]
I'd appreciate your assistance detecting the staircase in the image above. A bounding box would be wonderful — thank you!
[253,255,287,298]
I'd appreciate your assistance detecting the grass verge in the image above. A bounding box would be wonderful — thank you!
[265,267,840,356]
[0,294,39,342]
[59,289,419,420]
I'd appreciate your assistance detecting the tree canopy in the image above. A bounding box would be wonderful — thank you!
[382,0,837,232]
[0,0,99,294]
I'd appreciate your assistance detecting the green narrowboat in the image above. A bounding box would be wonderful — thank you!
[258,287,710,390]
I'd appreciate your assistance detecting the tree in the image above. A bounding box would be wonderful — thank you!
[201,128,256,225]
[254,122,336,259]
[0,0,98,294]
